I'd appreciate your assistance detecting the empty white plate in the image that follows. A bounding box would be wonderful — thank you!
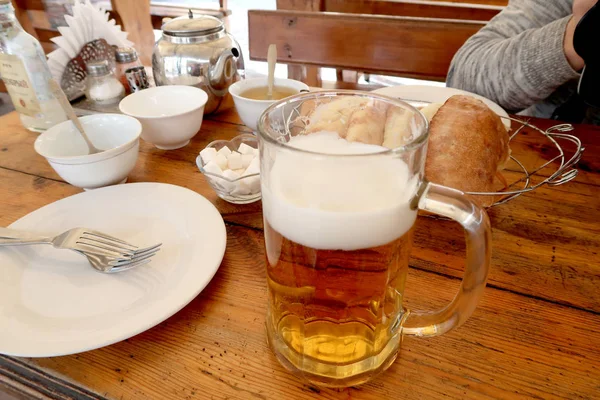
[373,85,511,131]
[0,183,226,357]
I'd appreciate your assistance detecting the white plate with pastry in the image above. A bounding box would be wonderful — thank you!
[0,183,226,357]
[373,85,511,131]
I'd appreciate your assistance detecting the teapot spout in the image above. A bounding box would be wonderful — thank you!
[209,47,240,92]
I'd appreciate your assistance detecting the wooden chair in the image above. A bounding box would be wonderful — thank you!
[10,0,230,65]
[248,9,486,86]
[272,0,505,85]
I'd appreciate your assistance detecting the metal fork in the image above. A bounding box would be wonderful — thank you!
[0,227,161,273]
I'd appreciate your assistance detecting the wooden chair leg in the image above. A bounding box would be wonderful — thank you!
[111,0,155,66]
[287,65,321,87]
[305,66,321,87]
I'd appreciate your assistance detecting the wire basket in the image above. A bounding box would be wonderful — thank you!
[469,117,584,207]
[272,92,585,208]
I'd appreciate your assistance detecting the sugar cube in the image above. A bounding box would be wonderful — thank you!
[231,180,251,196]
[243,156,260,175]
[241,154,254,169]
[199,147,217,165]
[223,169,240,180]
[217,146,232,157]
[246,175,260,193]
[203,160,223,176]
[227,151,243,170]
[220,169,240,192]
[238,142,255,155]
[214,153,228,170]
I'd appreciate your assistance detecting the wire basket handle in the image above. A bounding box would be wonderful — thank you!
[545,125,585,187]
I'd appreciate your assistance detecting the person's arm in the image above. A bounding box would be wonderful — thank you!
[447,0,580,112]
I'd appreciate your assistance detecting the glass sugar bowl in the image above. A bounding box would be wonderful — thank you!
[85,61,125,105]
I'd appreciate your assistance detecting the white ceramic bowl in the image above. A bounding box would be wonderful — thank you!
[119,85,208,150]
[34,114,142,190]
[229,78,309,131]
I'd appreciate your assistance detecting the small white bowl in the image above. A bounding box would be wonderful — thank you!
[34,114,142,190]
[119,85,208,150]
[229,78,309,131]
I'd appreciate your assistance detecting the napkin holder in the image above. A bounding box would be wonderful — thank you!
[60,39,116,101]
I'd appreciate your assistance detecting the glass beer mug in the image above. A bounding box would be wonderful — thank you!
[257,91,491,388]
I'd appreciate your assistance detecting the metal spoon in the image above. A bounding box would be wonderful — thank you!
[48,78,101,155]
[267,44,277,100]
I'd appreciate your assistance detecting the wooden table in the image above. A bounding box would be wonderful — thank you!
[0,108,599,400]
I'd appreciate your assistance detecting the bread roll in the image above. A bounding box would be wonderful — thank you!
[345,101,388,145]
[424,95,510,207]
[382,107,415,149]
[305,97,368,137]
[420,103,443,122]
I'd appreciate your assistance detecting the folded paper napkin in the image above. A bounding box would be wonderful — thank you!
[47,0,134,83]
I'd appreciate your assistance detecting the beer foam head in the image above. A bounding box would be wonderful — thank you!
[262,131,418,250]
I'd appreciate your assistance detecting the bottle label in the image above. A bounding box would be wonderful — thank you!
[0,53,41,117]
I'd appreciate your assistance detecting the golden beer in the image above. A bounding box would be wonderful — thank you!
[265,219,413,386]
[259,92,491,389]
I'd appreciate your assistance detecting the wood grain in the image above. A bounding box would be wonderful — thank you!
[423,0,507,5]
[323,0,503,21]
[3,223,598,400]
[110,0,154,66]
[0,102,599,399]
[276,0,325,12]
[1,110,598,313]
[248,10,485,81]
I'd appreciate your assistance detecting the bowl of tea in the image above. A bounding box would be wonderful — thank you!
[229,77,309,131]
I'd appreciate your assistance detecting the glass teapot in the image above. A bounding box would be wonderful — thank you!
[152,11,245,114]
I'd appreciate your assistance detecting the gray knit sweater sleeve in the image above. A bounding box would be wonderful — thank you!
[446,0,581,113]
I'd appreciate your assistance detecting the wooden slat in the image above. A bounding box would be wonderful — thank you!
[110,0,154,66]
[324,0,503,21]
[423,0,507,4]
[248,10,485,81]
[11,0,39,38]
[277,0,325,11]
[14,0,44,11]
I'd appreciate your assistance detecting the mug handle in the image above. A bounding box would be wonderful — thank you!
[403,182,492,337]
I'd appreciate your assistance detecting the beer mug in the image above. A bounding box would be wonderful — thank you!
[257,91,491,388]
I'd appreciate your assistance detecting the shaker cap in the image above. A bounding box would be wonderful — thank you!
[86,61,110,77]
[115,47,138,63]
[162,12,223,37]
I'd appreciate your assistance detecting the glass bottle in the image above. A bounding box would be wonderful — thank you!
[0,0,66,132]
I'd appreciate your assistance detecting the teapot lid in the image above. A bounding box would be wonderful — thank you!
[162,12,224,37]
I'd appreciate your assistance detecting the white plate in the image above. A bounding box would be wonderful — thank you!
[373,85,511,130]
[0,183,226,357]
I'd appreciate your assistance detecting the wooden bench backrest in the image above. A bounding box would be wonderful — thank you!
[277,0,505,21]
[248,9,485,81]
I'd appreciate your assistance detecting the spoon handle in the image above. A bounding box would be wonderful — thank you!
[267,44,277,100]
[48,78,100,154]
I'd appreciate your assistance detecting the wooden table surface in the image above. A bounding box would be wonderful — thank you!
[0,107,599,400]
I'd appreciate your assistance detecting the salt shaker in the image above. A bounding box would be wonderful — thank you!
[85,61,125,104]
[115,47,142,94]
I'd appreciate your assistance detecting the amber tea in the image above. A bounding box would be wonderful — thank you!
[239,86,298,100]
